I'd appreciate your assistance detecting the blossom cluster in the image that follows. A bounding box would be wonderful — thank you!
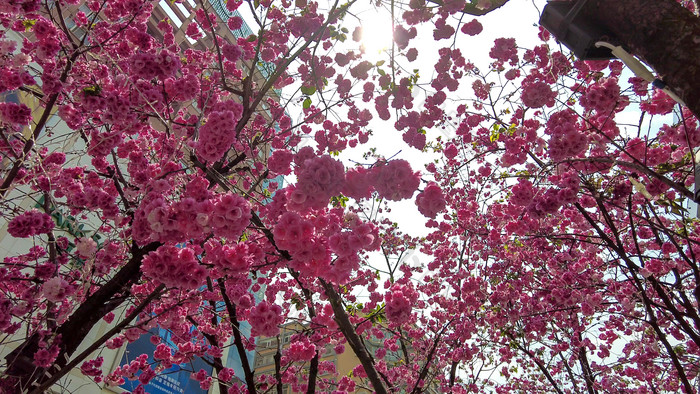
[195,102,243,163]
[106,354,153,387]
[461,19,483,36]
[93,241,127,276]
[249,301,284,337]
[289,154,346,210]
[141,245,207,290]
[33,343,60,369]
[210,193,251,240]
[640,89,676,115]
[129,50,181,80]
[203,240,261,276]
[274,150,421,212]
[165,73,200,102]
[286,339,317,362]
[521,77,556,108]
[385,284,418,324]
[373,160,422,201]
[133,174,249,245]
[579,77,626,113]
[0,102,31,125]
[51,167,119,218]
[273,210,380,282]
[334,160,420,201]
[7,209,54,238]
[272,211,330,276]
[545,109,588,162]
[490,38,518,65]
[41,277,73,303]
[415,182,447,218]
[80,357,104,382]
[132,194,212,244]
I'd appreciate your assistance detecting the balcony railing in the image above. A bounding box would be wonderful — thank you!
[208,0,277,82]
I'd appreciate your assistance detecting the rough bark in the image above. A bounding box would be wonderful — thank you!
[579,0,700,118]
[3,242,160,392]
[218,280,257,394]
[319,280,389,394]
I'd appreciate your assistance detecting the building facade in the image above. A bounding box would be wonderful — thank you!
[0,0,280,392]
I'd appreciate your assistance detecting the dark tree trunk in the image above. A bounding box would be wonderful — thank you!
[2,242,159,392]
[580,0,700,119]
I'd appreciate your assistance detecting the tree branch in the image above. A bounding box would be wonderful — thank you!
[218,280,257,394]
[29,284,166,394]
[320,279,388,394]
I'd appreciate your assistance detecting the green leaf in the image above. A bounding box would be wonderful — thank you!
[290,295,303,310]
[300,85,316,95]
[331,194,348,207]
[82,85,102,96]
[23,19,36,30]
[303,97,312,109]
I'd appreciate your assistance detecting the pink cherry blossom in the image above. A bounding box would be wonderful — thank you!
[372,160,420,201]
[415,182,446,218]
[2,1,699,393]
[461,19,483,36]
[521,79,556,108]
[41,277,72,303]
[141,245,206,290]
[385,284,418,324]
[291,154,345,210]
[249,301,284,337]
[0,102,31,125]
[7,210,54,238]
[489,38,518,64]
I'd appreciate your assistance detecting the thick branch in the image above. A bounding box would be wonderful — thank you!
[409,322,450,394]
[320,280,388,394]
[275,345,283,394]
[4,241,160,391]
[508,334,565,394]
[218,280,257,394]
[577,339,597,394]
[579,0,700,118]
[29,285,166,394]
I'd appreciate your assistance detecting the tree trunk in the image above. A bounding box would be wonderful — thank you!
[580,0,700,119]
[3,242,159,392]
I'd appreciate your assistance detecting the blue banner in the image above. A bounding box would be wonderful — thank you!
[119,328,212,394]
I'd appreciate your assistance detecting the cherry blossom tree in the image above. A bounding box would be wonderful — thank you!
[0,0,699,393]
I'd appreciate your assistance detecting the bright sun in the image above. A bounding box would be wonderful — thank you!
[357,11,394,59]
